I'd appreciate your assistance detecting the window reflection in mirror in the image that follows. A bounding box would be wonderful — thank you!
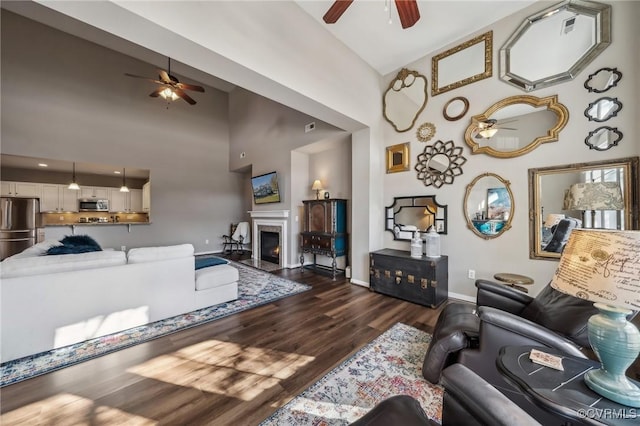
[464,173,514,239]
[385,195,447,240]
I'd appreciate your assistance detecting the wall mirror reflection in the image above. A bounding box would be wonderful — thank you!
[585,126,622,151]
[383,68,428,132]
[500,0,611,91]
[584,97,622,122]
[464,172,514,239]
[528,157,639,260]
[432,31,492,96]
[464,95,569,158]
[584,67,622,93]
[385,195,447,240]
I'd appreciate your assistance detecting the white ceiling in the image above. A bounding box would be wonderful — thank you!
[295,0,539,75]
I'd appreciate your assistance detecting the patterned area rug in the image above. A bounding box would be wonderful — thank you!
[260,323,443,425]
[0,261,310,387]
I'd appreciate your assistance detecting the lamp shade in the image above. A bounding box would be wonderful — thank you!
[544,213,565,228]
[550,229,640,310]
[311,180,323,191]
[563,182,624,211]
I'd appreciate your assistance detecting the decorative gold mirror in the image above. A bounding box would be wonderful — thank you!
[585,126,622,151]
[584,67,622,93]
[386,142,410,173]
[500,0,611,92]
[528,157,639,260]
[464,95,569,158]
[464,172,514,239]
[443,96,469,121]
[584,97,622,122]
[416,122,436,142]
[383,68,428,133]
[385,195,448,240]
[432,31,492,96]
[415,140,466,188]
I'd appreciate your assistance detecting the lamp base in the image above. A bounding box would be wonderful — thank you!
[586,303,640,408]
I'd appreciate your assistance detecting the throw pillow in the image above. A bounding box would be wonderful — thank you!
[60,235,102,250]
[195,256,229,270]
[47,244,103,255]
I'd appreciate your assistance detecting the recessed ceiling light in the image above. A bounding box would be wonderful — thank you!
[114,170,121,174]
[38,163,48,167]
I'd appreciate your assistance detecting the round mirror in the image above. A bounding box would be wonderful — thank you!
[443,96,469,121]
[464,95,569,158]
[584,97,622,122]
[585,126,623,151]
[464,172,514,239]
[428,154,450,173]
[584,67,622,93]
[415,140,466,188]
[383,68,428,133]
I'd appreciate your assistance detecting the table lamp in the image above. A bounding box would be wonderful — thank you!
[311,179,323,200]
[562,182,624,228]
[550,229,640,407]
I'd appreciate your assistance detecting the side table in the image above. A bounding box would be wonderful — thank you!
[493,272,534,293]
[497,345,639,425]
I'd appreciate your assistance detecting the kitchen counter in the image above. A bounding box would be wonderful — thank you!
[45,222,151,233]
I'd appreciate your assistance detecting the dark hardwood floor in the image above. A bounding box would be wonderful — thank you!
[0,253,446,425]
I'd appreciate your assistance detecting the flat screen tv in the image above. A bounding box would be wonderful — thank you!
[251,171,281,204]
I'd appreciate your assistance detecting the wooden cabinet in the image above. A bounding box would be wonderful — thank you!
[40,184,78,212]
[80,186,109,199]
[369,249,448,308]
[1,181,41,198]
[299,198,348,279]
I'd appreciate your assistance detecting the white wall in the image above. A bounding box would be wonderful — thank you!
[382,0,639,298]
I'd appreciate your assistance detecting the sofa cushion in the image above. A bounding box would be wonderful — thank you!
[127,244,194,264]
[1,250,127,278]
[195,264,239,291]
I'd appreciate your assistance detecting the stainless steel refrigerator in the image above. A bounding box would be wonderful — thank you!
[1,197,42,260]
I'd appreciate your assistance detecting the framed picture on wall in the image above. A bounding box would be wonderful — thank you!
[386,142,410,173]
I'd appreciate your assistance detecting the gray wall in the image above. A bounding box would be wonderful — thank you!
[1,11,245,253]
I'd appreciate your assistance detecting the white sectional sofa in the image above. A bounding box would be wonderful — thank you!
[0,243,238,362]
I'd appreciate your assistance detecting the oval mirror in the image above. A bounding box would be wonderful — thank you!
[443,96,469,121]
[383,68,428,133]
[528,157,639,260]
[585,126,623,151]
[584,97,622,122]
[464,95,569,158]
[584,67,622,93]
[499,1,611,91]
[385,195,448,240]
[464,172,514,239]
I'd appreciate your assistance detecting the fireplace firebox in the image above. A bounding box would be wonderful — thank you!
[260,231,280,264]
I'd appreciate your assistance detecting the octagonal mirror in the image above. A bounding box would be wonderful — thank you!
[499,0,611,92]
[383,68,428,133]
[464,173,514,239]
[464,95,569,158]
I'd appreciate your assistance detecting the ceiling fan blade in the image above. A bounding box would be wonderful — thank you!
[125,73,165,85]
[176,82,205,93]
[395,0,420,29]
[323,0,354,24]
[174,89,196,105]
[500,127,518,130]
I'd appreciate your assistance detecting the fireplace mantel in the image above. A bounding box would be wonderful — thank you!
[249,210,289,268]
[248,210,289,218]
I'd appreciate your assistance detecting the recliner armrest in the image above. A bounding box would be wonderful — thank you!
[441,364,541,426]
[476,279,533,315]
[478,306,586,358]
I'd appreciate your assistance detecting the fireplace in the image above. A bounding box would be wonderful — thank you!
[260,231,280,264]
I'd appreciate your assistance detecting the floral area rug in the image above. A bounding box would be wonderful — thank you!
[260,323,443,425]
[0,261,310,387]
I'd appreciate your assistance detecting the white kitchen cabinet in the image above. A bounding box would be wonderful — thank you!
[109,188,143,212]
[80,186,109,199]
[130,189,143,212]
[1,181,41,198]
[40,184,78,212]
[142,182,151,213]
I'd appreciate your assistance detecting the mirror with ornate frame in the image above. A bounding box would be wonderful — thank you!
[464,95,569,158]
[443,96,469,121]
[464,172,514,239]
[500,0,611,92]
[383,68,428,132]
[584,67,622,93]
[584,97,622,122]
[432,31,492,96]
[415,140,467,188]
[385,195,448,241]
[585,126,622,151]
[528,157,639,260]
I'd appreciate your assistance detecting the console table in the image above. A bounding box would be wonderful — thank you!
[369,249,448,308]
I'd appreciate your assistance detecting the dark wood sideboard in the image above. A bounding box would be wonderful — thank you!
[369,249,448,308]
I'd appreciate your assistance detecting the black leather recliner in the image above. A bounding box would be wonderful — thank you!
[543,217,581,252]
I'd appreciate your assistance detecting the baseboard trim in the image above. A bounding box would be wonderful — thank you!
[350,278,369,287]
[448,292,476,303]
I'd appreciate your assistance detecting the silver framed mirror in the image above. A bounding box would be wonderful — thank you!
[383,68,428,133]
[528,157,639,260]
[584,67,622,93]
[432,31,492,96]
[385,195,448,240]
[499,0,611,92]
[443,96,470,121]
[584,97,622,122]
[464,172,514,239]
[415,140,466,188]
[585,126,622,151]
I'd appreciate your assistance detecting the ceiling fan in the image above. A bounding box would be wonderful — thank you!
[125,58,205,105]
[323,0,420,29]
[474,119,518,139]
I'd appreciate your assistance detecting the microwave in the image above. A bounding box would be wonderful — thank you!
[79,199,109,212]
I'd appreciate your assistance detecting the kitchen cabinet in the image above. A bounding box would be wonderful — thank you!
[109,188,143,212]
[142,182,151,212]
[1,181,41,198]
[40,184,78,212]
[130,189,143,212]
[369,249,448,308]
[80,186,109,199]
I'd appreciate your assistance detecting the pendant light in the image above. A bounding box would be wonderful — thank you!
[68,162,80,190]
[119,168,129,192]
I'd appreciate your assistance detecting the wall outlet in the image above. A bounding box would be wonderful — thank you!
[121,245,126,252]
[205,239,209,245]
[304,122,316,133]
[468,269,476,280]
